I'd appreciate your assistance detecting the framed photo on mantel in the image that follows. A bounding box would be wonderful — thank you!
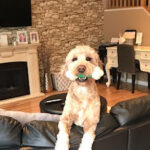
[17,31,28,44]
[0,34,8,46]
[30,31,39,44]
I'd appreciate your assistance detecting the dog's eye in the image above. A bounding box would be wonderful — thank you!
[72,57,77,62]
[86,57,92,61]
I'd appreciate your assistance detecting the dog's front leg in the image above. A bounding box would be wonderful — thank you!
[78,132,95,150]
[78,123,97,150]
[55,119,72,150]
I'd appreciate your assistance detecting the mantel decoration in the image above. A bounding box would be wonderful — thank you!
[17,31,28,44]
[40,44,52,93]
[0,33,9,46]
[30,31,39,44]
[12,36,17,46]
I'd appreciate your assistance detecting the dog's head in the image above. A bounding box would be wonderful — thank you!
[62,45,104,82]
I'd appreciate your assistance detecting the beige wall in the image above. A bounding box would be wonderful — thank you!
[104,7,150,83]
[104,7,150,46]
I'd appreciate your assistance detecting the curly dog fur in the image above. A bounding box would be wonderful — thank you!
[55,45,104,150]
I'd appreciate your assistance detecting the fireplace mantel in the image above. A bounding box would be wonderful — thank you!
[0,43,39,51]
[0,44,44,104]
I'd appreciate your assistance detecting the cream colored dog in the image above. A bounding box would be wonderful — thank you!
[55,45,104,150]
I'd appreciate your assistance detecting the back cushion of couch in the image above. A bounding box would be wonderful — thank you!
[0,115,22,149]
[110,95,150,126]
[22,113,119,149]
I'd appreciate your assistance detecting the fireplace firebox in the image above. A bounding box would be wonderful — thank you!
[0,62,30,100]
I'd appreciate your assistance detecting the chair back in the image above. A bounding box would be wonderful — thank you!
[117,44,135,74]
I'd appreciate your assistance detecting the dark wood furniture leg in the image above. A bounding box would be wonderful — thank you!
[148,73,150,89]
[112,68,117,83]
[117,72,121,90]
[132,74,136,93]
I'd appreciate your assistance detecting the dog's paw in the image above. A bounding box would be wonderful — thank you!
[55,146,69,150]
[78,145,92,150]
[55,131,69,150]
[55,144,69,150]
[55,136,69,150]
[78,143,92,150]
[78,133,94,150]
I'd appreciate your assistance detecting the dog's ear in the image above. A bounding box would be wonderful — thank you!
[98,58,103,69]
[95,52,103,69]
[61,63,68,78]
[92,52,104,80]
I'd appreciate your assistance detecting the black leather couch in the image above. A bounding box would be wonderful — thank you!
[1,94,150,150]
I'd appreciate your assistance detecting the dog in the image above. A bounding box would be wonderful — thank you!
[55,45,104,150]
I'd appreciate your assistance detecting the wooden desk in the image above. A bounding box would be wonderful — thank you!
[106,46,150,87]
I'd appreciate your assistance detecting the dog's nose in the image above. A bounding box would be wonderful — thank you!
[78,65,86,73]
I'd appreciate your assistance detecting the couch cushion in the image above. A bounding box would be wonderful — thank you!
[0,115,22,149]
[22,113,118,149]
[110,95,150,126]
[22,121,58,148]
[93,128,128,150]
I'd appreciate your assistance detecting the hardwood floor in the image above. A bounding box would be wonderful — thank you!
[0,82,150,113]
[97,82,150,106]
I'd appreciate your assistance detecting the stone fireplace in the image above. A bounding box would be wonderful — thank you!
[0,44,44,104]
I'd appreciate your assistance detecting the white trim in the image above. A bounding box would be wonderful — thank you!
[105,76,148,87]
[121,77,148,86]
[0,93,44,105]
[0,32,11,35]
[143,7,150,16]
[105,7,150,16]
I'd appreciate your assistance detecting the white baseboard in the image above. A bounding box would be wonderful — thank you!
[103,75,148,87]
[121,77,148,87]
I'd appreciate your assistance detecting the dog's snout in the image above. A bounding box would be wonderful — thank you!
[78,65,86,73]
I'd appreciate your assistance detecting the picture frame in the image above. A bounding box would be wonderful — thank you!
[124,29,136,39]
[29,31,39,44]
[0,34,8,46]
[136,32,143,46]
[17,31,28,44]
[111,37,119,44]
